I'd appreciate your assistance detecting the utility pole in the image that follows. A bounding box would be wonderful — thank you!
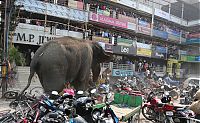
[1,0,10,97]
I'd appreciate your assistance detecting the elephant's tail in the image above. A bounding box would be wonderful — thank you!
[18,70,35,97]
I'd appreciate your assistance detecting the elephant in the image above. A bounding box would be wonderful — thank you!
[20,36,112,95]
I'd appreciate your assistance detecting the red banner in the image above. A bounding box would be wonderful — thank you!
[90,12,128,29]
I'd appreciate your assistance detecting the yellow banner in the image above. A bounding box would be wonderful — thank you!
[137,48,151,57]
[92,36,109,43]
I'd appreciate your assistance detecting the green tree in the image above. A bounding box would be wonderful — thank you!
[9,46,25,66]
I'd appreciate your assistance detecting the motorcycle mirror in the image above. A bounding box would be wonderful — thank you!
[91,89,96,94]
[51,91,59,95]
[77,91,84,95]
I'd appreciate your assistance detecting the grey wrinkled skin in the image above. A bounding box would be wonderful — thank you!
[20,36,111,95]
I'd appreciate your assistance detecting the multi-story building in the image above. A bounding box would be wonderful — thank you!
[1,0,200,78]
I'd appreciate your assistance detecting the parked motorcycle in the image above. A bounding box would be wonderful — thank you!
[142,92,174,122]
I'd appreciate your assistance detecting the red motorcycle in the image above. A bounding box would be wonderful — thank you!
[142,92,174,123]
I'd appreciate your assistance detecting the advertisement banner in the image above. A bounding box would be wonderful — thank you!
[116,0,136,9]
[138,20,151,35]
[187,56,195,61]
[90,12,128,29]
[195,56,200,61]
[167,29,180,42]
[152,46,167,59]
[180,55,187,61]
[153,29,168,39]
[154,8,170,20]
[118,14,136,23]
[117,38,133,46]
[187,33,200,38]
[112,69,134,76]
[186,38,200,44]
[92,36,110,43]
[112,45,136,55]
[127,22,136,31]
[138,3,153,14]
[136,42,152,57]
[179,50,187,55]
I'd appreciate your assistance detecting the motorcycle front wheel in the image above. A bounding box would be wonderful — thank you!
[142,105,155,121]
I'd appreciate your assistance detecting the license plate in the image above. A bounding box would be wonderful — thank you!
[40,106,46,112]
[166,111,173,116]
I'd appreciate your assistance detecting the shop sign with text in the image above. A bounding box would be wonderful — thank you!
[112,69,134,76]
[13,23,83,45]
[137,20,151,35]
[136,42,152,57]
[90,12,128,29]
[113,45,136,55]
[153,29,168,39]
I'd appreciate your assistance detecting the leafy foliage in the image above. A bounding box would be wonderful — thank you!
[9,46,25,66]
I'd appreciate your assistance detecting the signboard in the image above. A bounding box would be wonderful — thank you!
[167,29,180,42]
[92,36,110,43]
[136,42,152,57]
[187,56,195,61]
[117,38,133,46]
[112,69,134,76]
[179,50,187,55]
[13,23,83,45]
[180,55,187,61]
[152,46,167,59]
[187,33,200,38]
[137,20,151,35]
[15,0,88,22]
[90,12,128,29]
[153,29,168,39]
[112,45,136,55]
[116,0,136,9]
[138,3,153,14]
[118,14,136,23]
[195,56,200,61]
[154,8,170,20]
[186,38,200,44]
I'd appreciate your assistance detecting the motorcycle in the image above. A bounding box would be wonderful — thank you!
[74,89,96,123]
[92,92,119,123]
[142,92,174,123]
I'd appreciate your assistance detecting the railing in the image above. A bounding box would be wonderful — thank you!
[187,118,200,123]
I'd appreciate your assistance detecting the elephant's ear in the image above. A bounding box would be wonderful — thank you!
[92,42,112,63]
